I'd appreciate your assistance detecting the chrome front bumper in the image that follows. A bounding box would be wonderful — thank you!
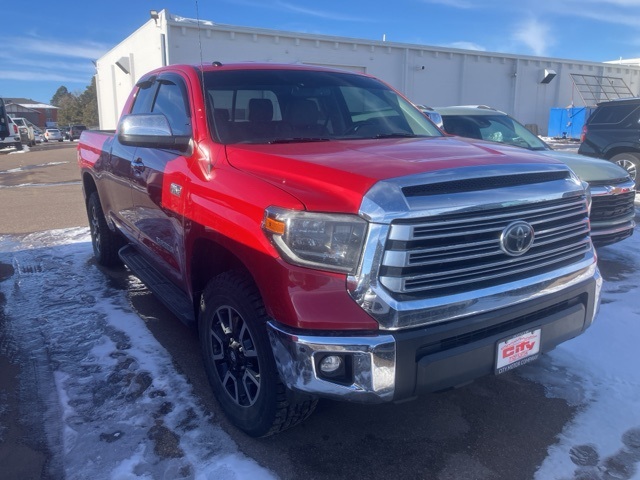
[267,268,601,403]
[267,322,396,403]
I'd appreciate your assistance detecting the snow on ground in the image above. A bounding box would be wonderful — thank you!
[0,228,276,480]
[524,196,640,480]
[0,197,639,479]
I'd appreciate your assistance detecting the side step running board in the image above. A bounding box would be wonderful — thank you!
[119,245,196,325]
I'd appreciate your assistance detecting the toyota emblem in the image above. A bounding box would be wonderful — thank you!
[500,221,535,256]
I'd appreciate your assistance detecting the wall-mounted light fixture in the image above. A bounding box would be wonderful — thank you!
[115,57,131,74]
[150,10,160,25]
[541,69,557,84]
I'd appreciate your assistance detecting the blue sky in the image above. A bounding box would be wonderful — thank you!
[2,0,640,104]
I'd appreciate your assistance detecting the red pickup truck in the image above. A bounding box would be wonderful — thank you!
[78,63,602,437]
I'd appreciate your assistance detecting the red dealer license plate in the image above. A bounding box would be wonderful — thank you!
[495,329,541,374]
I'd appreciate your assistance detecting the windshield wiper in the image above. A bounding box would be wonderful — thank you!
[269,137,331,144]
[373,133,419,139]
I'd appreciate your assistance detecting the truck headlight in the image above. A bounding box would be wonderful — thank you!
[263,207,368,274]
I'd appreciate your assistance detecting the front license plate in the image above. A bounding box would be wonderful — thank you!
[495,329,541,374]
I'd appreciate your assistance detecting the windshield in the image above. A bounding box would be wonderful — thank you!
[441,113,549,151]
[203,69,443,144]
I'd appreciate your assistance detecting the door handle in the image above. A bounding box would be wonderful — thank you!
[132,157,144,174]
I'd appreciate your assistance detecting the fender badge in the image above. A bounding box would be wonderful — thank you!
[170,183,182,197]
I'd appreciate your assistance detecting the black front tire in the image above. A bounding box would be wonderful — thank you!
[87,192,123,266]
[611,152,640,188]
[199,271,317,437]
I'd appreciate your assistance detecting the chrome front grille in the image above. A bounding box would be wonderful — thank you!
[379,195,591,296]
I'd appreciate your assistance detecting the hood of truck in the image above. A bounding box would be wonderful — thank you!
[224,136,564,213]
[535,149,632,184]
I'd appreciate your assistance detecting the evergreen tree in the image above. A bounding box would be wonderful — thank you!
[52,77,99,127]
[50,86,70,107]
[78,77,99,127]
[57,94,81,126]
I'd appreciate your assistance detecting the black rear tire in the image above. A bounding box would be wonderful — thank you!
[87,192,123,266]
[199,271,317,437]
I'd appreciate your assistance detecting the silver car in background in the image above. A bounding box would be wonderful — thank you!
[435,105,636,247]
[44,128,63,142]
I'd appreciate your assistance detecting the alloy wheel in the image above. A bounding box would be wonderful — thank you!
[208,305,261,407]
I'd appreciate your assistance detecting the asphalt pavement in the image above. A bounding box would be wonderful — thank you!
[0,142,86,234]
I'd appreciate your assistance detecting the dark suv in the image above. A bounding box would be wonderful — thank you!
[68,124,87,141]
[578,98,640,188]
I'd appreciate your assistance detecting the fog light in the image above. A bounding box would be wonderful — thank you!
[319,355,342,374]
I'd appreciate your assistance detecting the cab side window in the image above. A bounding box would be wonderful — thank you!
[153,80,191,136]
[130,75,192,137]
[131,81,157,115]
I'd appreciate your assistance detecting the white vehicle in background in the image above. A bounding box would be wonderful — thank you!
[43,128,63,142]
[11,117,36,146]
[415,104,444,129]
[0,100,23,151]
[33,128,44,143]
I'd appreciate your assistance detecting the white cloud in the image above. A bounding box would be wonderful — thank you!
[275,1,373,21]
[447,41,487,51]
[0,70,89,83]
[17,38,109,60]
[512,18,553,57]
[0,36,101,88]
[420,0,476,7]
[219,0,372,22]
[569,8,640,27]
[580,0,640,6]
[524,0,640,27]
[0,54,94,74]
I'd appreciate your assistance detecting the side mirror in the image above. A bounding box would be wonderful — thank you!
[117,113,191,151]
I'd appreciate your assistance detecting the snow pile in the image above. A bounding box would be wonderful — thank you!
[0,228,275,479]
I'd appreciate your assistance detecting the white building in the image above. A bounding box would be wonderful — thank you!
[96,9,640,134]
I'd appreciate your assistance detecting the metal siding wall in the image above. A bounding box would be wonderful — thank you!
[97,12,640,133]
[96,18,166,129]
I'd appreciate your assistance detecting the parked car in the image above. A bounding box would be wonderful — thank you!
[33,128,44,143]
[0,98,8,140]
[434,105,636,246]
[0,112,23,151]
[415,104,444,129]
[44,128,63,142]
[10,117,36,146]
[578,97,640,188]
[60,126,70,140]
[68,124,87,141]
